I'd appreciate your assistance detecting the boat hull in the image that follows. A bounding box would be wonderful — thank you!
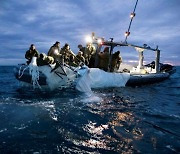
[14,64,176,88]
[14,65,47,85]
[14,64,78,90]
[126,73,170,86]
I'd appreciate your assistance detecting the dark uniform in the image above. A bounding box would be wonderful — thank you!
[60,43,75,64]
[37,53,54,66]
[116,55,122,70]
[76,54,85,65]
[69,56,78,67]
[25,45,39,64]
[85,44,96,67]
[47,42,61,62]
[85,43,96,63]
[110,51,121,72]
[98,52,110,71]
[78,44,88,65]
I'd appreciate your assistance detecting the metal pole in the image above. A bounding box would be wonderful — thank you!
[155,47,160,73]
[138,51,144,69]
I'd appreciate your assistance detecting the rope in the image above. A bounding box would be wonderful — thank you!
[29,63,41,89]
[18,65,29,79]
[18,57,41,89]
[18,63,41,89]
[18,58,83,90]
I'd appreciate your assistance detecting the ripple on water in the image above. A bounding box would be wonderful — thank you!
[0,66,180,153]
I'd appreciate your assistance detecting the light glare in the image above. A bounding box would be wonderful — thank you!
[97,39,102,44]
[54,49,59,55]
[85,35,92,43]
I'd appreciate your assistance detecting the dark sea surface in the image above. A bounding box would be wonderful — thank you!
[0,66,179,154]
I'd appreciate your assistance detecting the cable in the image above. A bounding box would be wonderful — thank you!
[124,0,139,42]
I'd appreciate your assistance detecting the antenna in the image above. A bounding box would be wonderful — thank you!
[124,0,139,42]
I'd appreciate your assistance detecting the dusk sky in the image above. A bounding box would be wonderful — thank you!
[0,0,179,66]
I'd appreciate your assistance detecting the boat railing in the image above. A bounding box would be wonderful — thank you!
[91,34,161,73]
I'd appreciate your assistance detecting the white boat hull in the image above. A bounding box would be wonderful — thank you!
[14,64,175,90]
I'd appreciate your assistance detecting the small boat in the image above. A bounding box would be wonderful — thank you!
[14,0,176,90]
[14,36,176,91]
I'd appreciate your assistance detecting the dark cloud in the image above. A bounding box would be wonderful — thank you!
[0,0,179,65]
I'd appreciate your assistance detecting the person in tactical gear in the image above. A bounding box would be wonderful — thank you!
[98,47,110,71]
[110,51,122,72]
[37,53,55,66]
[25,44,39,64]
[78,44,88,64]
[47,41,61,62]
[60,43,75,64]
[76,51,85,65]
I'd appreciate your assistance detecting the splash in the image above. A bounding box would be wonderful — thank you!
[80,92,103,103]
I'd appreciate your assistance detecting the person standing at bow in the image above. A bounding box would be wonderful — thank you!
[25,44,39,64]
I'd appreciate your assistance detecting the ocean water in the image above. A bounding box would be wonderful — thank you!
[0,66,179,154]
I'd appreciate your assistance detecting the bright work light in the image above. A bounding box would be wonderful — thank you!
[85,35,92,43]
[97,39,102,44]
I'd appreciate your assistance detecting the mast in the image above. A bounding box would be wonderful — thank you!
[124,0,139,42]
[155,46,160,73]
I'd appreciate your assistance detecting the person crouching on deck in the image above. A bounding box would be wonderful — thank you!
[76,51,85,65]
[60,43,75,64]
[25,44,39,64]
[37,53,55,66]
[78,44,88,65]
